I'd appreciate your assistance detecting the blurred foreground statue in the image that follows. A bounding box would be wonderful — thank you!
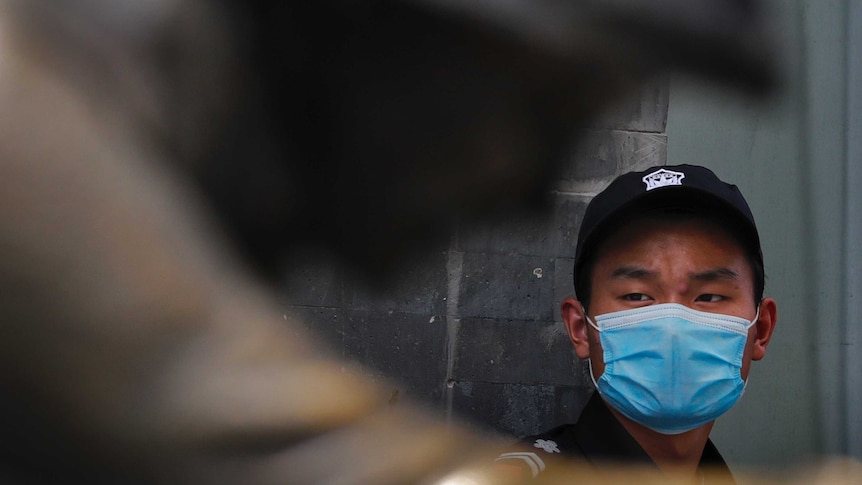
[0,0,783,483]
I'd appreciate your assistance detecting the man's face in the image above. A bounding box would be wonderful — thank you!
[585,215,761,381]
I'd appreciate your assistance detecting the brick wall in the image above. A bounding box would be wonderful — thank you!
[282,77,668,439]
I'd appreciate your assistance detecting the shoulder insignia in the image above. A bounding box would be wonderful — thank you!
[533,438,561,454]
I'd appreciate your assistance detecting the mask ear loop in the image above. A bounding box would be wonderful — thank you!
[583,306,602,390]
[747,301,763,329]
[587,359,600,390]
[583,306,600,332]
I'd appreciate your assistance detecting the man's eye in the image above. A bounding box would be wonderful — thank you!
[622,293,651,301]
[695,294,725,302]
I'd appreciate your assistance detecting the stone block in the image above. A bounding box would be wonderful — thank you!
[449,381,591,438]
[342,309,448,390]
[456,213,553,256]
[283,306,345,360]
[593,75,669,133]
[348,369,448,414]
[458,253,555,321]
[548,194,589,258]
[280,255,345,308]
[553,257,576,313]
[286,306,447,408]
[452,318,584,386]
[556,130,667,195]
[349,251,448,315]
[457,194,587,258]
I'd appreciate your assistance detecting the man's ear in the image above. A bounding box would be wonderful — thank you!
[561,297,591,359]
[751,297,778,361]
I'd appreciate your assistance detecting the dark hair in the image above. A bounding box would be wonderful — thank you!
[575,206,765,313]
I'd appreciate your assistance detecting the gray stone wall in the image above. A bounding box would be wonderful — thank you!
[281,77,668,439]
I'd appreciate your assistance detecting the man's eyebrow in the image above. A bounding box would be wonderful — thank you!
[690,267,739,281]
[611,266,658,280]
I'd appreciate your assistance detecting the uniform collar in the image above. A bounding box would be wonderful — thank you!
[575,392,734,479]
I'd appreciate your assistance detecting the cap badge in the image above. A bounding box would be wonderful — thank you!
[642,168,685,191]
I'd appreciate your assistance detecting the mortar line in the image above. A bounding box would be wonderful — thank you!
[444,249,463,426]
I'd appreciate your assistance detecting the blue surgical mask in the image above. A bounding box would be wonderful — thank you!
[586,303,760,435]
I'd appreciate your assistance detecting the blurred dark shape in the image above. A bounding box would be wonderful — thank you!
[0,0,775,482]
[193,0,775,281]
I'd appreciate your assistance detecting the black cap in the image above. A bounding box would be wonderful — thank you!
[573,164,763,298]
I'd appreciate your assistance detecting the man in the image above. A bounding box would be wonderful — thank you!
[496,164,778,482]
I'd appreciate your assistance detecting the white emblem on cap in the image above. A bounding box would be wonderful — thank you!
[642,168,685,191]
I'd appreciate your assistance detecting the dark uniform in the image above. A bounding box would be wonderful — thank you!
[496,393,734,483]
